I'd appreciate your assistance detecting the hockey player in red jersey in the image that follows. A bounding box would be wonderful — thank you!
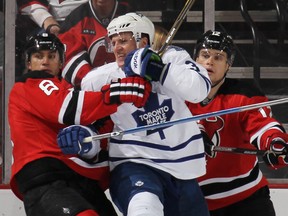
[188,30,288,216]
[58,0,132,87]
[8,32,151,216]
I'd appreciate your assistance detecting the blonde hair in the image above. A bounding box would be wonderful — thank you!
[152,25,168,51]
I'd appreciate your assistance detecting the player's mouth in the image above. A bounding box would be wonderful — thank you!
[206,68,214,74]
[117,53,125,60]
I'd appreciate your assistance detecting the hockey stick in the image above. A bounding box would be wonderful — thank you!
[83,97,288,142]
[157,0,196,56]
[212,146,266,156]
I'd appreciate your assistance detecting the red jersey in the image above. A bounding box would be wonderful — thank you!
[58,0,131,86]
[188,78,284,210]
[8,71,118,199]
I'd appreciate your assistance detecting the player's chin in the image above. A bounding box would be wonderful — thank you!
[207,71,214,79]
[116,58,125,68]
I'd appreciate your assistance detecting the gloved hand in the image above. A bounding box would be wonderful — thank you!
[262,132,288,169]
[101,77,151,108]
[57,125,100,160]
[201,130,216,158]
[124,46,167,82]
[198,122,216,158]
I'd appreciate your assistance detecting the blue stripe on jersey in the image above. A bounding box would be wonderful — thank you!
[110,133,202,151]
[160,63,170,85]
[109,152,205,163]
[198,71,211,94]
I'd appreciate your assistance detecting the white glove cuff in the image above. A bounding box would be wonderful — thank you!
[130,48,144,75]
[79,126,101,160]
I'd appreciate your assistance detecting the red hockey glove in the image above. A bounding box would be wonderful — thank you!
[262,132,288,169]
[101,77,151,108]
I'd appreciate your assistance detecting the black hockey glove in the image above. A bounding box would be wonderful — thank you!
[201,130,216,158]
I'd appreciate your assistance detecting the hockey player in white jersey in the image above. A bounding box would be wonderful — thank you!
[58,12,211,216]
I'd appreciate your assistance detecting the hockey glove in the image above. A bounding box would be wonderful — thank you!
[124,46,167,82]
[57,125,100,160]
[201,130,216,158]
[262,132,288,169]
[101,77,151,108]
[198,122,216,158]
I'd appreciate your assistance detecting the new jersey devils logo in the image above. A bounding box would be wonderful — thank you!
[203,116,224,146]
[89,37,115,66]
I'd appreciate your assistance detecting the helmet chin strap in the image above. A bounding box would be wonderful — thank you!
[201,71,227,106]
[211,67,230,88]
[211,73,226,88]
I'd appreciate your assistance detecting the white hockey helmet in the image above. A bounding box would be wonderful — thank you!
[107,12,155,46]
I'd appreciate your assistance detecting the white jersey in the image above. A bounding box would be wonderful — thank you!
[81,46,211,180]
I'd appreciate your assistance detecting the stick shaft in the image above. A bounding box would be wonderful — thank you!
[213,146,266,156]
[158,0,196,56]
[83,97,288,142]
[124,97,288,134]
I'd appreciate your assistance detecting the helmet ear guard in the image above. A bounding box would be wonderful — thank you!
[194,30,236,65]
[25,32,65,63]
[107,12,155,47]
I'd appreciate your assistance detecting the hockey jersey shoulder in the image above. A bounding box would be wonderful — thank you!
[81,62,122,90]
[219,78,265,98]
[162,45,192,65]
[60,1,132,33]
[60,2,91,33]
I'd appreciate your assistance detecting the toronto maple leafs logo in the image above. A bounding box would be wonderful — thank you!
[132,93,174,139]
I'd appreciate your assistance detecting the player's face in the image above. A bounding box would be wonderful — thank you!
[27,50,62,76]
[196,49,230,85]
[93,0,114,7]
[110,32,137,68]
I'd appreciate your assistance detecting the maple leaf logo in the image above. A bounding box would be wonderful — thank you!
[132,92,174,139]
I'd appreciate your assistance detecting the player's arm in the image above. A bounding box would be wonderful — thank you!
[23,76,150,125]
[244,96,288,169]
[58,25,92,87]
[59,78,150,124]
[124,47,211,103]
[17,0,53,28]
